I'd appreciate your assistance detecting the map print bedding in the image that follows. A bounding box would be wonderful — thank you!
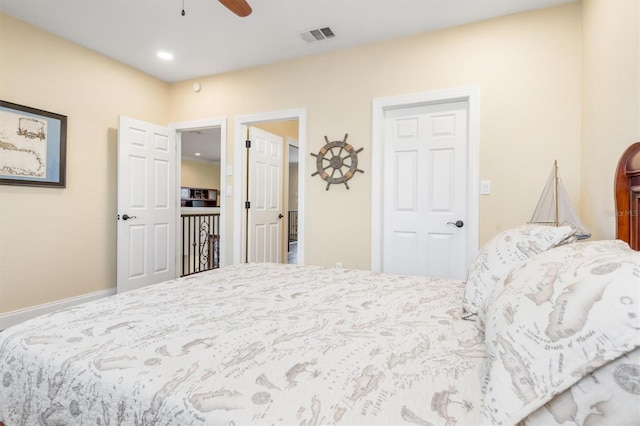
[0,263,486,425]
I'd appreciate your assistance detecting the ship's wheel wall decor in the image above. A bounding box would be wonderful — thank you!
[311,134,364,190]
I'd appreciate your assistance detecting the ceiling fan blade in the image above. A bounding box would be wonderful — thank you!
[218,0,252,17]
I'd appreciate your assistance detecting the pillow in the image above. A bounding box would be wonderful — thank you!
[476,239,633,332]
[522,346,640,425]
[481,239,640,425]
[463,224,576,317]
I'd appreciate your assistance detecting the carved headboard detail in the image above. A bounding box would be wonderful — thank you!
[615,141,640,250]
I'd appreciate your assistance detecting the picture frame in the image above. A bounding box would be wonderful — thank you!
[0,100,67,188]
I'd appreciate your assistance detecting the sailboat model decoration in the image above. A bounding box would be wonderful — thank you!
[530,160,591,240]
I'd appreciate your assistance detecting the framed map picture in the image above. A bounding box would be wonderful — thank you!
[0,100,67,188]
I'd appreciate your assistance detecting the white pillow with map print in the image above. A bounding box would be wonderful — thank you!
[522,346,640,425]
[462,224,576,318]
[476,239,633,332]
[481,239,640,425]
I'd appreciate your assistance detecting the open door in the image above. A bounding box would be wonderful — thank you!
[247,126,284,263]
[117,116,176,293]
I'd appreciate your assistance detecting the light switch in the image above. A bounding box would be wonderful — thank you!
[480,180,491,195]
[226,165,233,176]
[226,185,233,196]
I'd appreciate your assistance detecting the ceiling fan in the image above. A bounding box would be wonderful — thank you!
[218,0,252,17]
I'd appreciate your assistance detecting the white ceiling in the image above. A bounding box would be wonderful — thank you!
[181,128,221,163]
[0,0,576,84]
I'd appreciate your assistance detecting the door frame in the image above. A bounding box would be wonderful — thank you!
[233,108,306,265]
[371,86,480,272]
[170,118,228,270]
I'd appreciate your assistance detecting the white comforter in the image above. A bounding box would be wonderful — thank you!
[0,263,486,425]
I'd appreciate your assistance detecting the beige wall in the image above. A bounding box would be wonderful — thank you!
[181,160,221,191]
[581,0,640,240]
[254,120,299,142]
[2,1,637,316]
[0,14,169,313]
[169,3,583,268]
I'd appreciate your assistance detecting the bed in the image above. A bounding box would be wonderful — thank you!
[1,263,488,425]
[1,146,639,426]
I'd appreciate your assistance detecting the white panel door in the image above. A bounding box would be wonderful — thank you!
[248,126,283,263]
[383,101,468,279]
[117,116,176,293]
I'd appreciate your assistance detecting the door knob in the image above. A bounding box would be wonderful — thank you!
[278,214,284,219]
[122,214,137,221]
[447,220,464,228]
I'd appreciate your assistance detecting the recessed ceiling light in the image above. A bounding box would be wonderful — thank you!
[157,51,174,60]
[195,152,201,156]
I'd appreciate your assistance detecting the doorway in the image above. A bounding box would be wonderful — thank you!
[178,126,223,275]
[233,109,306,265]
[371,87,480,279]
[172,118,227,272]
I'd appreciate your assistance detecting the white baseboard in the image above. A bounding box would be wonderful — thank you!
[0,289,116,331]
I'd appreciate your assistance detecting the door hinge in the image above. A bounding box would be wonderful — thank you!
[245,201,251,209]
[245,139,251,148]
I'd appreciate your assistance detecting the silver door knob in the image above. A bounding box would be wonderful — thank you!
[447,220,464,228]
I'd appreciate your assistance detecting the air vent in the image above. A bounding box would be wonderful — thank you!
[300,27,336,43]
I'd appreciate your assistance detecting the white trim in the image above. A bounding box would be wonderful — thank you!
[233,108,306,265]
[170,118,228,268]
[371,86,480,272]
[0,289,116,330]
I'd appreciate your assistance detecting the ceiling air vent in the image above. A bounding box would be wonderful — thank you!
[300,27,335,43]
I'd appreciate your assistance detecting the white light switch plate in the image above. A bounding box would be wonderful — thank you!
[226,185,232,196]
[226,165,233,176]
[480,180,491,195]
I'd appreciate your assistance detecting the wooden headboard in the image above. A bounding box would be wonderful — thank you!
[615,141,640,250]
